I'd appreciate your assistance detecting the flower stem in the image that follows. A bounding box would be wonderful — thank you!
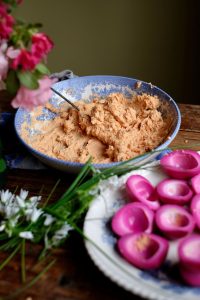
[0,244,21,271]
[21,239,26,283]
[42,179,60,208]
[4,259,56,300]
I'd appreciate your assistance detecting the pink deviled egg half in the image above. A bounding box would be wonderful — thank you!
[155,204,195,239]
[178,234,200,286]
[111,202,154,237]
[118,232,169,270]
[191,194,200,230]
[160,150,200,179]
[190,173,200,194]
[156,179,193,205]
[126,175,160,211]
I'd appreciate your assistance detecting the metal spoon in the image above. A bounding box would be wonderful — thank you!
[51,87,79,111]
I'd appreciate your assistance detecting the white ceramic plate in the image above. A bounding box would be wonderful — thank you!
[83,162,200,300]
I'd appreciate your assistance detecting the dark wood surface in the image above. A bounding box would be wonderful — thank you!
[0,92,200,300]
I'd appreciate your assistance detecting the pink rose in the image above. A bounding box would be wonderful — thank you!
[11,49,38,70]
[11,76,54,110]
[31,33,53,60]
[0,4,15,39]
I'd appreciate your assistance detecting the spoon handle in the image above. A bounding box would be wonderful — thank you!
[51,87,79,111]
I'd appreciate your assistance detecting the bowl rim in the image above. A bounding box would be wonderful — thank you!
[14,75,181,169]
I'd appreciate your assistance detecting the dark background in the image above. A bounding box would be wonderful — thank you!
[16,0,200,104]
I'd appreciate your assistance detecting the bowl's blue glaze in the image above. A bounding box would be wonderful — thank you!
[14,75,181,173]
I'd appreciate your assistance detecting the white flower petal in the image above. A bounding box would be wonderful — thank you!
[52,222,73,245]
[19,231,34,240]
[0,223,5,232]
[44,214,55,226]
[16,195,25,208]
[4,206,12,218]
[9,217,19,227]
[0,190,13,204]
[29,196,41,203]
[19,189,29,201]
[31,208,43,223]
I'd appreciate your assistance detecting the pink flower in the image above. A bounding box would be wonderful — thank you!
[0,39,20,81]
[0,40,8,80]
[31,33,53,61]
[11,76,55,110]
[6,46,20,59]
[0,39,9,79]
[0,52,8,81]
[0,4,15,39]
[11,49,38,70]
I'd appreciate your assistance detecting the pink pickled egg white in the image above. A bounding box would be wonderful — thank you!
[155,204,195,239]
[178,234,200,269]
[180,265,200,287]
[111,202,154,237]
[126,175,160,211]
[160,150,200,179]
[190,173,200,194]
[117,233,169,270]
[191,194,200,229]
[156,179,193,205]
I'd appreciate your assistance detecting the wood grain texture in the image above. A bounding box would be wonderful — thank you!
[1,92,200,299]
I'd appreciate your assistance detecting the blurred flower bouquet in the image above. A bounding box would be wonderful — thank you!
[0,0,54,110]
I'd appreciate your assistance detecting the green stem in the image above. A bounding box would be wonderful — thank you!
[42,179,60,208]
[0,244,21,271]
[72,224,149,285]
[52,159,92,209]
[21,240,26,283]
[5,259,56,300]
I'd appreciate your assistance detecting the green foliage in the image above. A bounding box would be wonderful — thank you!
[10,21,42,48]
[17,71,39,90]
[2,0,19,9]
[5,70,20,96]
[35,63,50,76]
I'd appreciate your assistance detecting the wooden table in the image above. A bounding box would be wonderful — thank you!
[0,93,200,300]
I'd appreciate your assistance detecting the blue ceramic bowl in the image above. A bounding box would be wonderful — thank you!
[14,75,181,173]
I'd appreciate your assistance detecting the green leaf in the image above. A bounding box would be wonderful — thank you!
[35,63,50,75]
[17,71,39,90]
[5,70,20,96]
